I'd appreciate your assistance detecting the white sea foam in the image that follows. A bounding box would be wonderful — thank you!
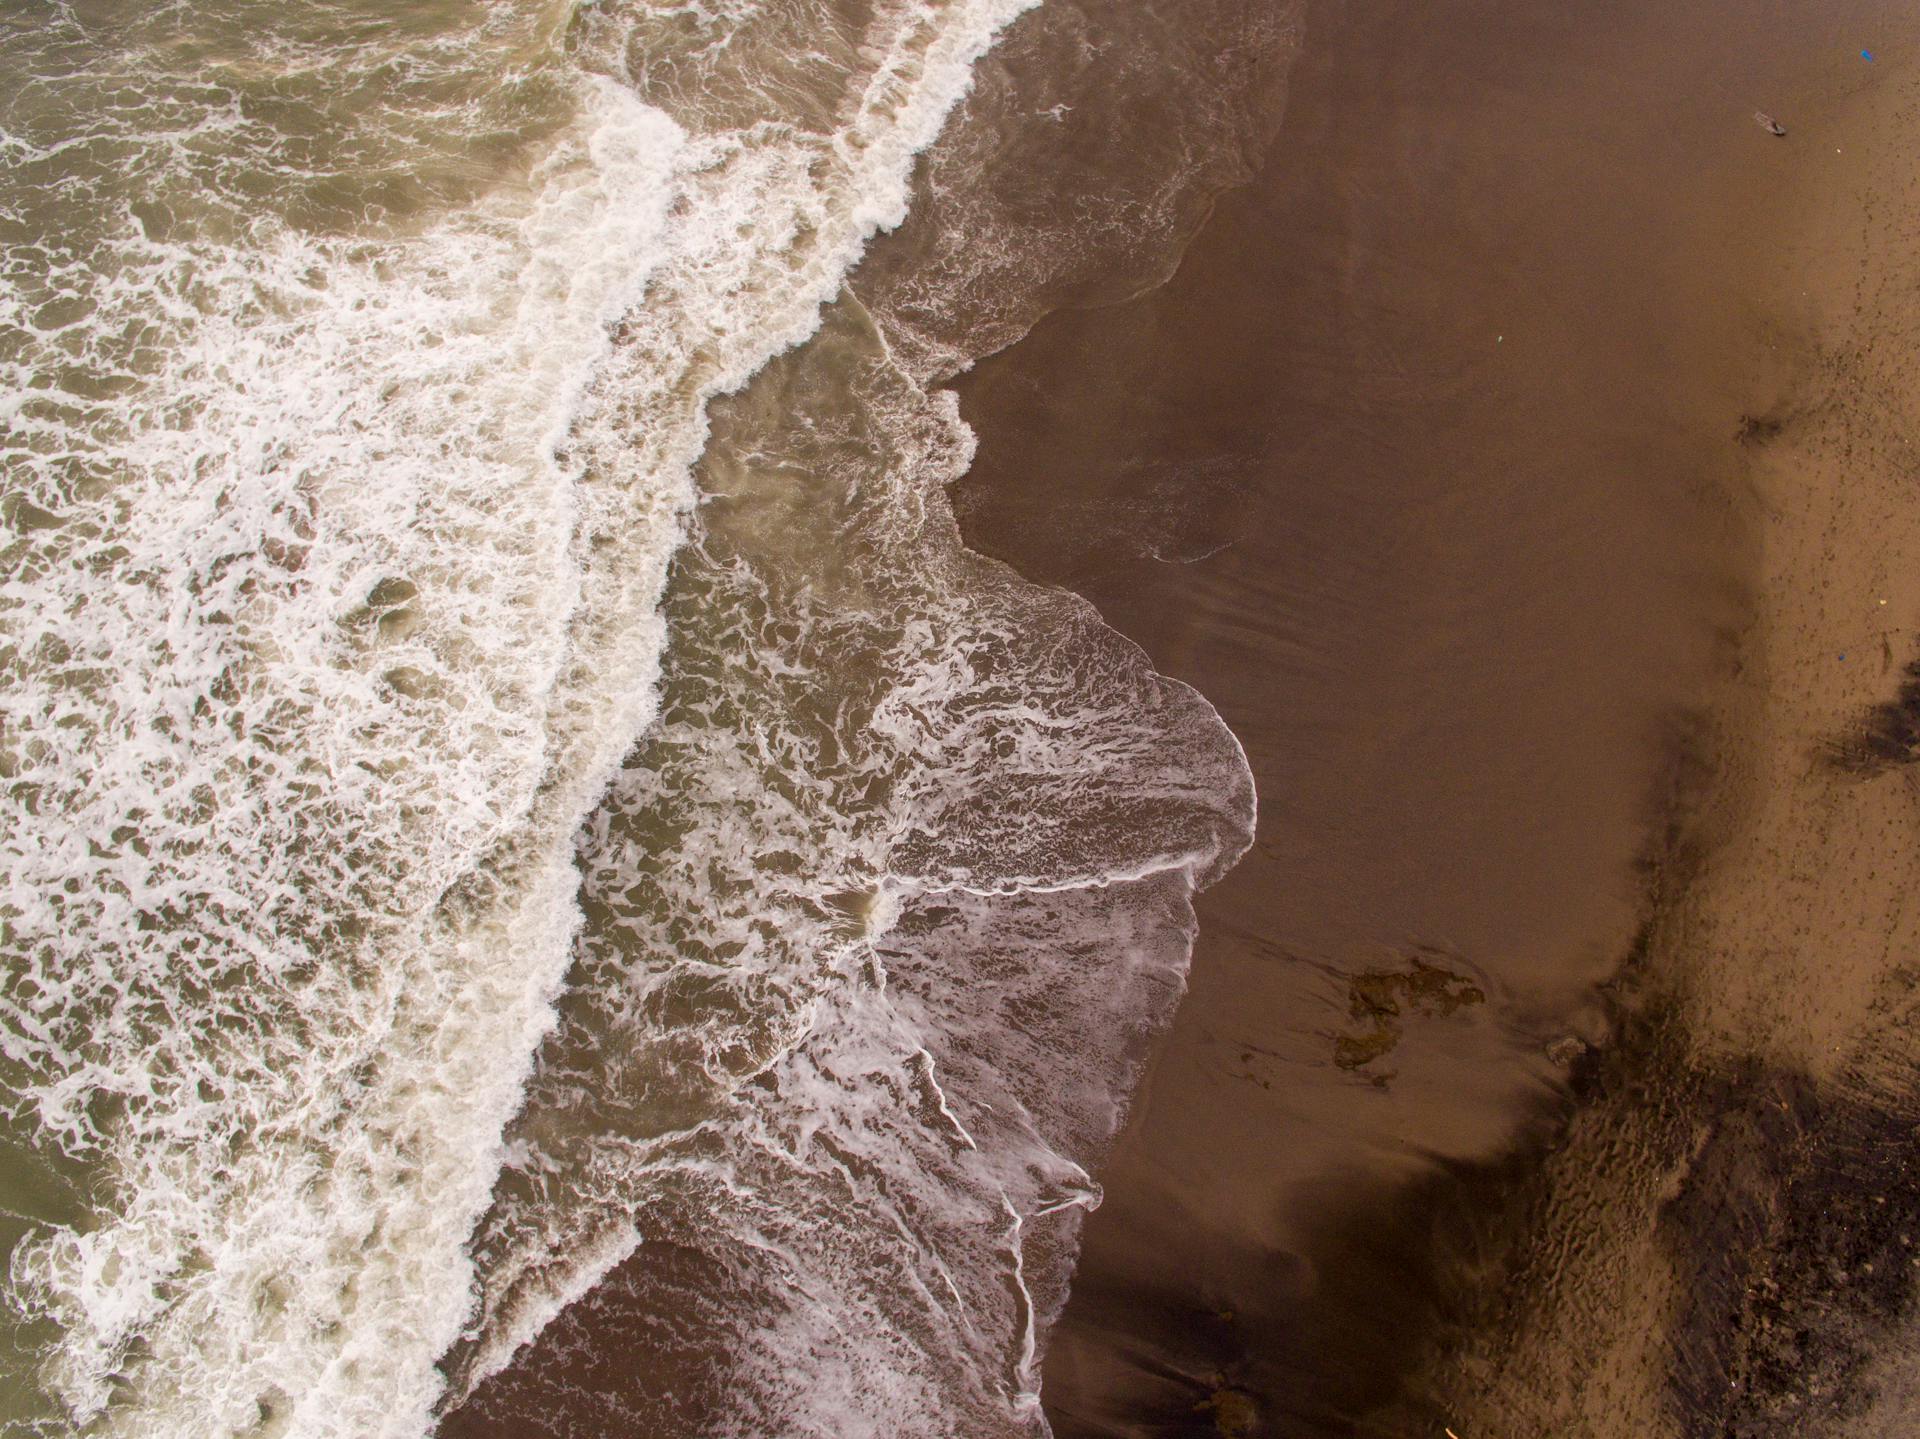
[0,0,1041,1433]
[5,70,688,1437]
[448,302,1255,1434]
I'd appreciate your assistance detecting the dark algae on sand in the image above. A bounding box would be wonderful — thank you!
[1333,955,1488,1080]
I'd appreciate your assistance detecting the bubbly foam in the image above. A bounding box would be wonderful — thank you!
[0,0,1042,1432]
[444,298,1254,1435]
[4,66,688,1437]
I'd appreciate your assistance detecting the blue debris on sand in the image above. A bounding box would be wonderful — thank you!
[1863,50,1875,61]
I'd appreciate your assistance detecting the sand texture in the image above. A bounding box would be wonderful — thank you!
[1386,52,1920,1439]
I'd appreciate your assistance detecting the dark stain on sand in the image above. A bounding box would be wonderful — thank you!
[1365,1002,1920,1439]
[1333,952,1487,1079]
[1827,652,1920,774]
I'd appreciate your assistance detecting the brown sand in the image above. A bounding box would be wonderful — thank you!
[945,0,1920,1433]
[1385,49,1920,1439]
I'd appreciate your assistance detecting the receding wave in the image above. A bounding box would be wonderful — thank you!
[443,0,1302,1426]
[444,298,1253,1437]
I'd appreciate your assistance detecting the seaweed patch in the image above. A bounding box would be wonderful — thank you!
[1333,951,1487,1077]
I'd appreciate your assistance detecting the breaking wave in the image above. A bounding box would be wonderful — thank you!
[0,0,1048,1432]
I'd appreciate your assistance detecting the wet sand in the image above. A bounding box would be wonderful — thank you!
[947,0,1920,1433]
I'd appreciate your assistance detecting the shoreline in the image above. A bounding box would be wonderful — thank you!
[416,1,1920,1430]
[945,0,1920,1432]
[433,2,1306,1431]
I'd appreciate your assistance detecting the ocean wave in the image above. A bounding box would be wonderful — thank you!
[0,0,1037,1433]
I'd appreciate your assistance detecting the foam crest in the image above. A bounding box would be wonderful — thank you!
[4,69,688,1436]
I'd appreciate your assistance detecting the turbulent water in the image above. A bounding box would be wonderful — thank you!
[0,1,1289,1434]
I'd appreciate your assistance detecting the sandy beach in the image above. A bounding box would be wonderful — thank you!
[1386,44,1920,1439]
[948,0,1920,1433]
